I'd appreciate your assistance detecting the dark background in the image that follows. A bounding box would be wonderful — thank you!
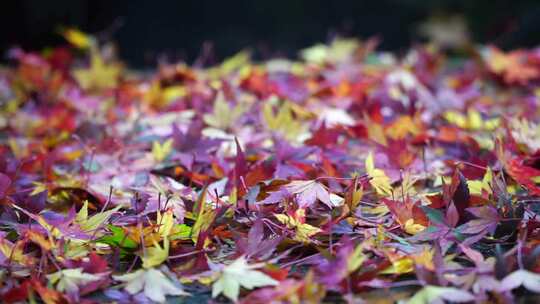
[1,0,540,67]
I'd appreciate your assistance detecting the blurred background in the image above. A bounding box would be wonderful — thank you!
[1,0,539,67]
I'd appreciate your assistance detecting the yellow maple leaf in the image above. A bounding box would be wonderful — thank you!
[443,109,500,131]
[190,188,217,244]
[0,238,35,266]
[404,218,426,235]
[263,98,306,142]
[152,139,174,162]
[206,50,251,79]
[75,200,122,234]
[381,256,414,274]
[73,47,122,92]
[385,115,421,140]
[347,245,366,273]
[26,230,55,251]
[142,238,170,269]
[274,209,321,243]
[141,209,175,268]
[412,247,435,271]
[300,38,359,64]
[365,152,392,196]
[62,28,94,49]
[203,91,248,130]
[363,114,387,146]
[156,209,174,238]
[144,81,188,108]
[467,167,493,196]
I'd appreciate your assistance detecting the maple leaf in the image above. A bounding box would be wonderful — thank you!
[141,209,174,268]
[203,91,247,130]
[263,98,306,142]
[285,180,335,208]
[12,205,81,239]
[360,112,387,146]
[485,47,539,85]
[300,38,359,64]
[207,50,250,78]
[442,170,470,224]
[230,137,249,194]
[212,256,278,302]
[459,206,500,235]
[408,285,474,304]
[62,28,94,49]
[2,279,31,303]
[383,198,429,234]
[467,167,493,196]
[114,266,188,303]
[171,121,221,167]
[509,117,540,153]
[73,46,122,91]
[317,238,366,288]
[75,200,121,234]
[190,186,218,244]
[237,219,281,259]
[0,237,35,266]
[98,225,138,252]
[273,139,316,178]
[47,268,104,295]
[141,240,169,269]
[443,109,500,131]
[365,152,392,196]
[385,115,422,140]
[505,157,540,196]
[304,123,342,148]
[499,269,540,293]
[344,176,363,211]
[257,179,344,209]
[152,138,174,163]
[274,209,322,243]
[144,81,188,108]
[25,229,54,252]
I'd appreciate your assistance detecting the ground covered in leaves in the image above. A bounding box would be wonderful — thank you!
[2,30,540,303]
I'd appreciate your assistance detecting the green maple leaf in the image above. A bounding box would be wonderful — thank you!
[97,225,138,251]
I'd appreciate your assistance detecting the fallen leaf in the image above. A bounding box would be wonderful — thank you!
[365,152,392,196]
[113,267,188,303]
[47,268,104,294]
[212,256,278,302]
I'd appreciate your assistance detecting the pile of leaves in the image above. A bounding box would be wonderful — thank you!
[2,30,540,303]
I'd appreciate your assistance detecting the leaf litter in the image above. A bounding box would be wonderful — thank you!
[1,29,540,303]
